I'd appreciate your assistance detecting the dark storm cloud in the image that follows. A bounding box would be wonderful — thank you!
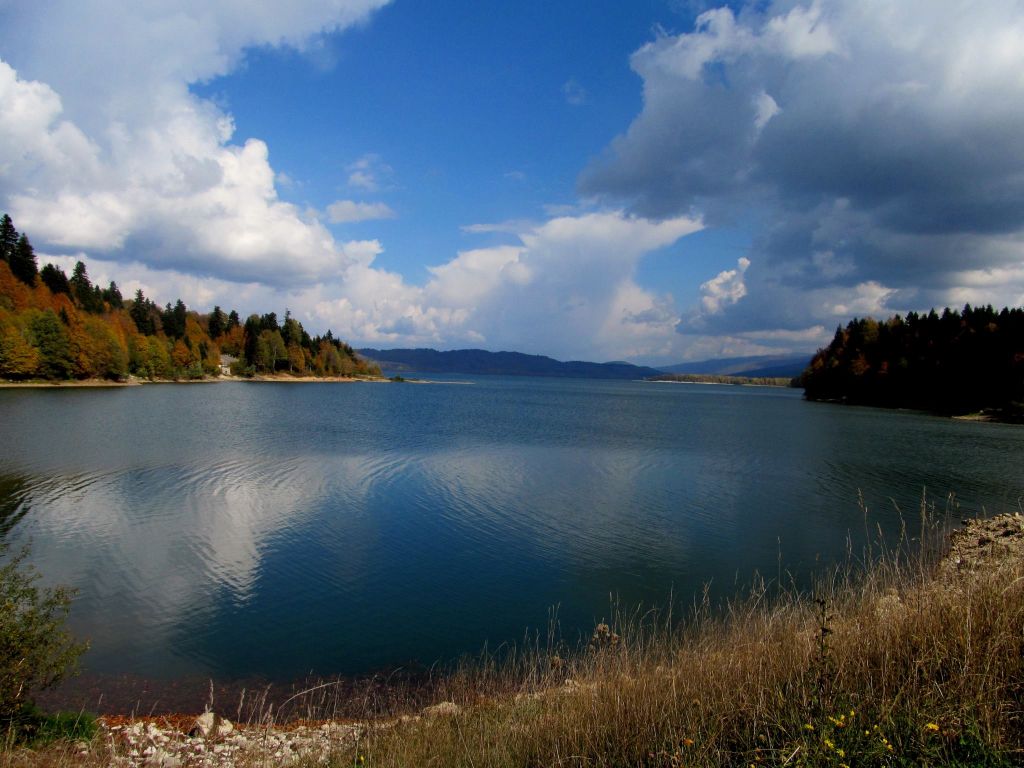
[580,0,1024,335]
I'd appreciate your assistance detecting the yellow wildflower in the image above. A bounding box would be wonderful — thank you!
[925,723,940,732]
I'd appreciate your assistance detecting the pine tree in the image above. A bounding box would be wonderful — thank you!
[103,281,123,309]
[129,289,155,335]
[243,314,261,366]
[40,264,70,295]
[0,215,18,264]
[208,305,225,339]
[69,261,99,311]
[9,234,38,286]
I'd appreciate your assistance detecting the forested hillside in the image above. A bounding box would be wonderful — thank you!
[359,347,662,379]
[800,305,1024,417]
[0,213,379,381]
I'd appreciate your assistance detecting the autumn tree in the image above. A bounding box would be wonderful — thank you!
[0,312,39,379]
[28,310,72,379]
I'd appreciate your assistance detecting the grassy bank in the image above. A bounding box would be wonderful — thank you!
[327,511,1024,768]
[6,509,1024,767]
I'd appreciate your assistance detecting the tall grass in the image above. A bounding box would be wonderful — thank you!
[319,502,1024,767]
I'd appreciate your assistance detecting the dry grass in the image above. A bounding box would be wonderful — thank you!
[316,505,1024,767]
[6,501,1024,767]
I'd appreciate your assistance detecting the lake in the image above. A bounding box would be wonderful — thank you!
[1,377,1022,693]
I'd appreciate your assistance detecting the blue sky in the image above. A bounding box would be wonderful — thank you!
[1,1,1023,364]
[193,0,730,297]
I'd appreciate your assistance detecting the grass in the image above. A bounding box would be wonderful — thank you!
[311,501,1024,767]
[4,499,1024,767]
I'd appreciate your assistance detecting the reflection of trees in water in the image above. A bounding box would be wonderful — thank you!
[0,474,31,537]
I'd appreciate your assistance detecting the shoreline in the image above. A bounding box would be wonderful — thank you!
[644,378,794,389]
[15,512,1024,768]
[0,375,390,389]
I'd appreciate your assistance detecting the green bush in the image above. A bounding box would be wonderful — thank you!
[0,546,88,725]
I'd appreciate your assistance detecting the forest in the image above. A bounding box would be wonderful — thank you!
[0,213,380,381]
[800,305,1024,418]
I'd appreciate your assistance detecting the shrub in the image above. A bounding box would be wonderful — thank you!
[0,546,87,725]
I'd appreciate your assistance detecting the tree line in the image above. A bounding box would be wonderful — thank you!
[0,213,380,381]
[800,305,1024,418]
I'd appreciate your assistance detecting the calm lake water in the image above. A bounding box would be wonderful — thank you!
[1,378,1022,686]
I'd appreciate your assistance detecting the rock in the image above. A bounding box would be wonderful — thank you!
[144,749,181,767]
[423,701,462,717]
[190,712,216,738]
[189,711,234,739]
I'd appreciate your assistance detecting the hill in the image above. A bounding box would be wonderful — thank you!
[0,212,378,382]
[358,348,662,379]
[660,354,811,378]
[800,305,1024,418]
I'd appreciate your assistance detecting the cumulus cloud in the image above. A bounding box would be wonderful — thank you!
[0,1,391,287]
[309,210,704,361]
[327,200,396,223]
[581,0,1024,344]
[44,209,702,363]
[699,257,749,315]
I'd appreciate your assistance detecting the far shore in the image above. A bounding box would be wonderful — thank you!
[645,378,794,389]
[0,373,479,388]
[0,375,385,389]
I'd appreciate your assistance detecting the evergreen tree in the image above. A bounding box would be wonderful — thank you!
[227,310,240,331]
[242,314,261,366]
[208,305,226,339]
[9,235,38,286]
[102,281,123,309]
[39,264,70,295]
[173,299,187,338]
[160,300,188,339]
[129,289,155,335]
[281,310,303,348]
[0,215,18,263]
[69,261,101,311]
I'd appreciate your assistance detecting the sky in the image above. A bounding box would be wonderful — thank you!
[1,0,1023,365]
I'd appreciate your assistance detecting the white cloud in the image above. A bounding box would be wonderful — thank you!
[327,199,396,223]
[582,0,1024,347]
[0,1,391,288]
[346,154,392,192]
[699,257,749,314]
[829,281,895,317]
[330,210,704,360]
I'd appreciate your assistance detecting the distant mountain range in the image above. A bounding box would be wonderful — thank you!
[358,348,663,379]
[658,354,812,379]
[358,348,812,381]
